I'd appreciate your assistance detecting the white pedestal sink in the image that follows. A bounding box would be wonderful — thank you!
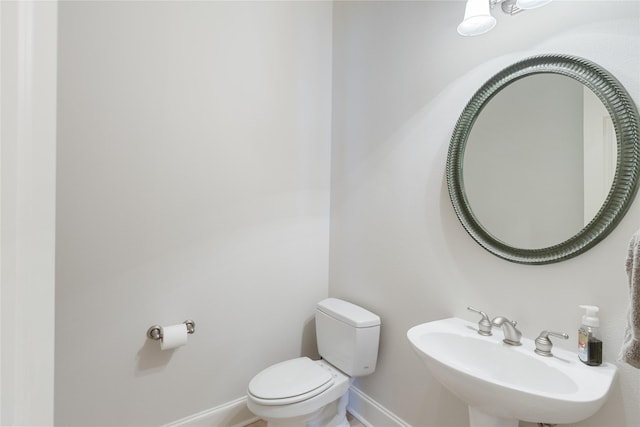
[407,318,617,427]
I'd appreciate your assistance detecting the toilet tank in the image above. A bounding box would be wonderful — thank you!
[315,298,381,377]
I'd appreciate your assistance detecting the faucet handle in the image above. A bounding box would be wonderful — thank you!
[534,330,569,357]
[467,306,492,336]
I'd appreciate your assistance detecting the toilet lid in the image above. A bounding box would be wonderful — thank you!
[248,357,334,405]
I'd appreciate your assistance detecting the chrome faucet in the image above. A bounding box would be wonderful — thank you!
[492,316,522,346]
[467,306,493,336]
[534,330,569,357]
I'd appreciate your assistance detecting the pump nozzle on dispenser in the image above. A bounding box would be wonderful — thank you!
[579,305,600,327]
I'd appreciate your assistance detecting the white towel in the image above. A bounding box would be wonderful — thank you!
[620,231,640,368]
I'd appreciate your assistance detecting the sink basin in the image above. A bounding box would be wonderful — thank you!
[407,317,617,427]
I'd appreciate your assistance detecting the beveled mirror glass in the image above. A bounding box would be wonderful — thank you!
[447,55,640,264]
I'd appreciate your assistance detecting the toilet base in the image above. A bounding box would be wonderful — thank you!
[264,392,349,427]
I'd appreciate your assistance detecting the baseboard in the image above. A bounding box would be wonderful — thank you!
[347,386,411,427]
[165,386,410,427]
[164,396,259,427]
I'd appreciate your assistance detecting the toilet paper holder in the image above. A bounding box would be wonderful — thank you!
[147,320,196,341]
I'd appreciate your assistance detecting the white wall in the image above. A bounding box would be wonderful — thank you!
[55,1,332,425]
[330,1,640,427]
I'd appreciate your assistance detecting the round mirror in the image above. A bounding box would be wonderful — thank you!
[447,55,640,264]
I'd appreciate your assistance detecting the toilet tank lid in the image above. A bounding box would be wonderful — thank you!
[317,298,380,328]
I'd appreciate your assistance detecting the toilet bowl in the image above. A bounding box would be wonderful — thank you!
[246,298,381,427]
[247,358,351,427]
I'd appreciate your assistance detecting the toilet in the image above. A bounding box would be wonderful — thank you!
[247,298,381,427]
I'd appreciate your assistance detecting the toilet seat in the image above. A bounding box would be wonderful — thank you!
[248,357,334,405]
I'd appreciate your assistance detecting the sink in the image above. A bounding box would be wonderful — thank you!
[407,317,617,427]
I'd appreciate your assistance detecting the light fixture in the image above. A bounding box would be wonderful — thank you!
[457,0,496,37]
[457,0,553,36]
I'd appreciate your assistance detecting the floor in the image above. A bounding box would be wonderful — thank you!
[245,412,365,427]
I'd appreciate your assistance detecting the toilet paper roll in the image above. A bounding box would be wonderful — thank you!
[160,324,188,350]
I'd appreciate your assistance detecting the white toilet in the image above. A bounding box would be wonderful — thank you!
[247,298,381,427]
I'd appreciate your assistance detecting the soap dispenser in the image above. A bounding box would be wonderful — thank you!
[578,305,602,366]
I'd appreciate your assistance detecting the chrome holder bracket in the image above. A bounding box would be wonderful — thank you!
[147,320,196,341]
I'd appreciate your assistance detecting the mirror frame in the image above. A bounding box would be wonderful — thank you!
[447,54,640,264]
